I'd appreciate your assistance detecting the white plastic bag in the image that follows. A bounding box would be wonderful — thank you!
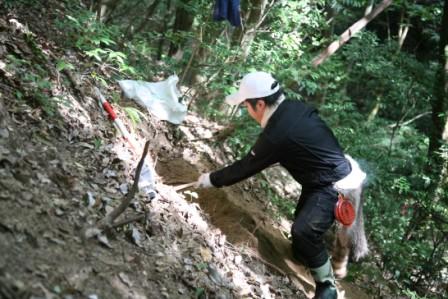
[118,75,187,124]
[333,155,366,193]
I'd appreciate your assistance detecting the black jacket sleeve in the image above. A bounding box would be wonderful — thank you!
[209,134,279,187]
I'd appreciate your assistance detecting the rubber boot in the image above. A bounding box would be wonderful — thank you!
[310,259,337,299]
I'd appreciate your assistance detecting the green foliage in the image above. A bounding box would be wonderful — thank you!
[317,31,435,122]
[123,106,147,127]
[63,14,116,50]
[18,0,444,296]
[337,0,371,8]
[22,73,56,116]
[402,289,431,299]
[57,11,136,76]
[6,54,56,115]
[392,177,411,195]
[56,60,75,72]
[320,90,446,296]
[306,49,445,295]
[93,138,102,150]
[171,3,444,293]
[226,112,261,158]
[259,179,296,220]
[1,0,40,9]
[195,262,208,271]
[194,287,205,299]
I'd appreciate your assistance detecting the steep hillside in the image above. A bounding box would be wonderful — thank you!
[0,2,377,299]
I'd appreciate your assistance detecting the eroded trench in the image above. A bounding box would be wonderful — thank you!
[156,157,373,299]
[155,157,316,295]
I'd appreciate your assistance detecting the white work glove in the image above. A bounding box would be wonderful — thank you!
[195,173,213,188]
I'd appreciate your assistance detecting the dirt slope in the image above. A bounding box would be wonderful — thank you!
[0,3,373,299]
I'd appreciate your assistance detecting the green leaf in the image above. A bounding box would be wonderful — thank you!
[195,262,207,271]
[56,60,75,72]
[85,48,107,62]
[194,287,205,299]
[123,106,146,126]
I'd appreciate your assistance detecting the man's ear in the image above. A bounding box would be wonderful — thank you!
[257,99,266,110]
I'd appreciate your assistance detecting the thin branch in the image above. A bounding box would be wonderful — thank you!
[48,52,86,101]
[82,140,151,241]
[387,111,431,128]
[180,44,198,85]
[102,140,150,226]
[111,214,145,229]
[388,82,415,155]
[256,0,277,28]
[243,248,288,276]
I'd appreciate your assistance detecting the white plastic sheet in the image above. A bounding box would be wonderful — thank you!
[118,75,186,124]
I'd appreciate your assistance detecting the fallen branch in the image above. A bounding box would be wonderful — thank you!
[243,248,288,277]
[61,67,87,100]
[84,140,150,239]
[111,214,145,229]
[48,52,86,100]
[101,140,150,227]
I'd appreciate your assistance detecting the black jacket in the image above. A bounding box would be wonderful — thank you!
[210,100,351,188]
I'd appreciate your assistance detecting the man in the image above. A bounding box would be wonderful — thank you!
[195,71,359,299]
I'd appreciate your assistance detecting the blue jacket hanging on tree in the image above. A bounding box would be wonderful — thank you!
[213,0,241,27]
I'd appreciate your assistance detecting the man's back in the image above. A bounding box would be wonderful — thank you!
[263,100,350,187]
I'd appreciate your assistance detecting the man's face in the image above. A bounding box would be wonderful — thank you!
[242,100,266,125]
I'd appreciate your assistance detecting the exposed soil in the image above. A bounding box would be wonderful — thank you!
[155,147,372,299]
[0,3,374,299]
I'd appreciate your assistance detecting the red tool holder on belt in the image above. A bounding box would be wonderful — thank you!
[335,193,356,226]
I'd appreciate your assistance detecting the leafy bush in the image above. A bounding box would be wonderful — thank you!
[57,10,136,76]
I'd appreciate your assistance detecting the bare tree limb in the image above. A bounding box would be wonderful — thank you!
[101,140,150,226]
[83,140,150,241]
[111,214,145,229]
[388,111,431,128]
[312,0,393,67]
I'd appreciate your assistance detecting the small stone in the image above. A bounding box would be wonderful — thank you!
[55,208,65,216]
[234,255,242,264]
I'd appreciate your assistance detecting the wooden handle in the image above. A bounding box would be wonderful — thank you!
[173,182,196,191]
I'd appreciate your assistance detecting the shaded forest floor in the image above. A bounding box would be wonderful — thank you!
[0,3,391,299]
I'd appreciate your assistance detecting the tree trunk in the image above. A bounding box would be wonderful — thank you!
[312,0,393,67]
[186,18,222,85]
[367,98,381,122]
[428,0,448,158]
[323,2,337,38]
[403,2,448,271]
[231,0,249,47]
[123,1,160,42]
[156,0,173,61]
[398,9,410,51]
[415,0,448,267]
[168,0,195,58]
[92,0,118,22]
[239,0,269,60]
[103,0,125,24]
[428,1,448,160]
[94,0,104,21]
